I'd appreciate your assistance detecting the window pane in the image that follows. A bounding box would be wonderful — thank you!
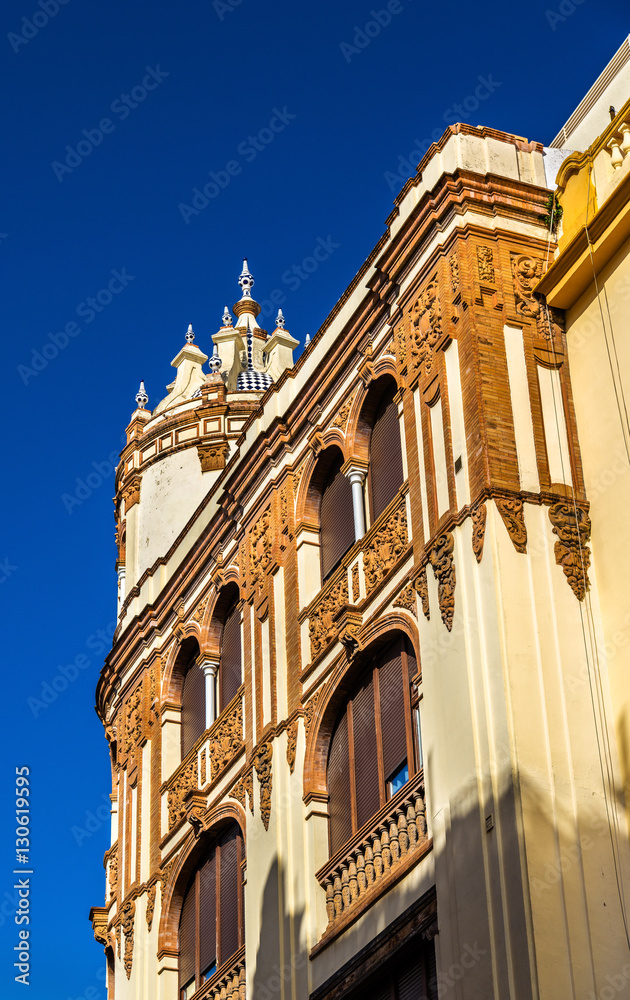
[387,762,409,798]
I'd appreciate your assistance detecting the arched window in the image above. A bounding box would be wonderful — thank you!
[178,822,244,999]
[327,636,420,856]
[368,379,404,522]
[319,450,355,581]
[181,654,205,759]
[219,591,242,712]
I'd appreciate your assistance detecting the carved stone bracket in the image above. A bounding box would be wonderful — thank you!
[121,473,141,511]
[285,718,299,773]
[197,438,229,473]
[496,497,527,553]
[254,743,273,831]
[548,501,591,600]
[413,565,430,620]
[121,898,135,979]
[428,533,456,631]
[471,503,487,563]
[145,882,156,931]
[336,608,363,659]
[90,906,109,948]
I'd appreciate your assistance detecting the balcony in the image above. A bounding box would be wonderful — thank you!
[192,946,245,1000]
[314,770,430,949]
[165,689,244,833]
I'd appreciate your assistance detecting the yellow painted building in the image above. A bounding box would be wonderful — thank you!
[91,43,630,1000]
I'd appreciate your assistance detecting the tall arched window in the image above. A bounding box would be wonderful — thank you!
[219,591,242,712]
[319,450,355,581]
[368,379,404,522]
[179,822,244,999]
[181,654,206,759]
[327,635,420,856]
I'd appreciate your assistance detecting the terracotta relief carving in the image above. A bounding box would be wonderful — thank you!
[92,907,109,948]
[167,757,198,830]
[197,439,229,473]
[208,697,243,781]
[309,575,349,659]
[254,742,273,831]
[428,532,456,631]
[393,581,417,618]
[413,565,430,620]
[191,594,209,625]
[337,610,363,658]
[124,682,143,755]
[121,474,141,511]
[477,245,495,283]
[363,502,408,592]
[285,717,299,773]
[229,773,246,811]
[548,502,591,600]
[351,563,360,603]
[410,275,442,376]
[121,898,135,979]
[449,253,459,293]
[303,692,319,742]
[249,507,272,593]
[496,497,527,553]
[396,322,408,369]
[145,882,156,931]
[471,503,487,563]
[330,391,355,432]
[511,253,561,339]
[108,845,118,898]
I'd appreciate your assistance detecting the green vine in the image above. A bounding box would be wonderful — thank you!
[540,192,563,234]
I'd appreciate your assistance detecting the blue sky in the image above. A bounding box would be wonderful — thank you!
[0,0,627,996]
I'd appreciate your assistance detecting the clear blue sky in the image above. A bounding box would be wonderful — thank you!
[0,0,627,996]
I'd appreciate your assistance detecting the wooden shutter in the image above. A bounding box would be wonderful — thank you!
[320,455,355,580]
[218,824,240,965]
[178,876,197,990]
[181,660,206,758]
[352,674,381,831]
[328,712,352,855]
[369,387,404,521]
[198,851,217,978]
[220,599,242,711]
[378,643,408,785]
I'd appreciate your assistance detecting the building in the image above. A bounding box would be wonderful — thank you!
[91,49,630,1000]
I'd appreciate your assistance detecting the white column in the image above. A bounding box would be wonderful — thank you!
[117,565,126,613]
[345,465,367,540]
[199,659,219,730]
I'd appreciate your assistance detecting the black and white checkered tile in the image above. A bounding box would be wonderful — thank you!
[236,369,274,391]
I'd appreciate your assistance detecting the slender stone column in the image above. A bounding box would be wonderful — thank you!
[344,463,368,541]
[199,659,219,729]
[117,566,126,613]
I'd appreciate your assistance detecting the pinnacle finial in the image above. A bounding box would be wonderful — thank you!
[135,381,148,409]
[238,258,255,299]
[185,323,195,344]
[222,305,233,327]
[276,308,285,329]
[305,332,311,346]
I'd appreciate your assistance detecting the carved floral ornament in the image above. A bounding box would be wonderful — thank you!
[121,898,135,979]
[477,245,495,283]
[309,575,349,660]
[496,497,528,554]
[393,581,417,618]
[330,390,357,432]
[471,503,487,563]
[428,532,456,631]
[254,742,273,831]
[197,438,229,473]
[410,275,443,377]
[510,253,564,342]
[249,507,272,593]
[363,504,408,592]
[548,501,591,600]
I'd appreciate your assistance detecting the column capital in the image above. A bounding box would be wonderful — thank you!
[197,657,219,678]
[342,459,369,484]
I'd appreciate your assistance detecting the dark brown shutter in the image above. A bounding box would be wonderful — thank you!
[424,940,438,1000]
[198,851,217,977]
[352,674,381,831]
[369,387,404,521]
[378,643,408,785]
[397,951,426,1000]
[218,824,240,965]
[178,876,196,990]
[320,455,355,580]
[328,712,352,855]
[181,660,206,758]
[220,599,242,711]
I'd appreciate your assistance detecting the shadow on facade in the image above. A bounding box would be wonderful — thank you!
[251,856,306,1000]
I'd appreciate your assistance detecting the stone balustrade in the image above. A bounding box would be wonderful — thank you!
[316,770,427,928]
[194,946,245,1000]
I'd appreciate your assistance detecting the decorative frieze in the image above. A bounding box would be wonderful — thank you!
[428,532,456,631]
[471,503,487,563]
[496,497,527,553]
[309,575,349,660]
[208,696,243,781]
[548,501,591,600]
[254,742,273,831]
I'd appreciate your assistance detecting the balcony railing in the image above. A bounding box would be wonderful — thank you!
[316,770,428,930]
[193,946,245,1000]
[165,690,244,832]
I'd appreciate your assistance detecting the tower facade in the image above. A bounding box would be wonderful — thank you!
[91,119,630,999]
